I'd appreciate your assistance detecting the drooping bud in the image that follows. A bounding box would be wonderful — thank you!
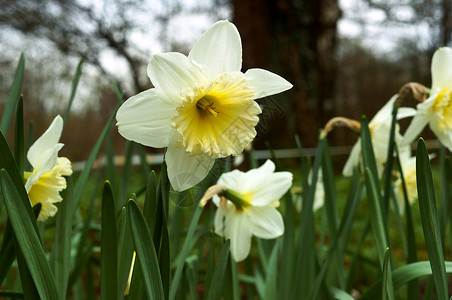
[320,117,361,139]
[396,82,427,106]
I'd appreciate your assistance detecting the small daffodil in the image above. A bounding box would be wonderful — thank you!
[116,20,292,191]
[343,95,416,177]
[206,160,292,262]
[402,47,452,150]
[24,115,72,221]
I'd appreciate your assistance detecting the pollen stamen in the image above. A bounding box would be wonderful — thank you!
[197,97,219,117]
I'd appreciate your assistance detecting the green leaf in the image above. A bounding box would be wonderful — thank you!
[0,170,58,300]
[127,200,164,300]
[364,168,392,278]
[382,100,398,214]
[1,53,24,135]
[101,181,118,300]
[361,261,452,299]
[416,138,448,300]
[329,287,355,300]
[63,59,83,127]
[169,204,203,300]
[263,240,279,300]
[382,247,394,300]
[52,177,73,300]
[14,95,24,175]
[206,239,231,300]
[117,207,134,297]
[143,171,157,233]
[293,135,325,298]
[360,116,380,186]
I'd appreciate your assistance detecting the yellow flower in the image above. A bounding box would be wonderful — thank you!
[116,20,292,191]
[403,47,452,149]
[24,115,72,221]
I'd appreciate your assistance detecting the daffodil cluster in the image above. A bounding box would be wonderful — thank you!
[116,20,292,192]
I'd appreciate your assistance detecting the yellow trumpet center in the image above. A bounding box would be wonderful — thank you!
[433,88,452,130]
[171,72,261,157]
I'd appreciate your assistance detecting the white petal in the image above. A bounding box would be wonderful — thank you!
[431,47,452,92]
[223,211,252,262]
[116,88,176,148]
[245,69,292,99]
[214,207,226,236]
[188,20,242,79]
[217,169,247,190]
[401,113,430,147]
[245,160,275,179]
[342,141,361,177]
[396,107,417,120]
[166,145,215,192]
[248,171,293,206]
[430,121,452,151]
[248,206,284,239]
[27,115,64,175]
[147,52,208,104]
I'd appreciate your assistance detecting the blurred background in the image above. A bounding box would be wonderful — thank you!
[0,0,451,163]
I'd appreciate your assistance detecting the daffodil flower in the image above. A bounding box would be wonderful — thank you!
[211,160,292,262]
[402,47,452,150]
[394,150,434,214]
[342,95,416,177]
[116,20,292,191]
[24,115,72,221]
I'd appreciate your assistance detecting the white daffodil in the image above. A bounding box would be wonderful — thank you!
[24,115,72,221]
[342,95,416,177]
[394,150,434,214]
[211,160,292,262]
[116,20,292,191]
[402,47,452,150]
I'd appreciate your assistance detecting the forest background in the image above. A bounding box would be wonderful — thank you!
[0,0,451,164]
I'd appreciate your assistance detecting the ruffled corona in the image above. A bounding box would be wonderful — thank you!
[432,88,452,131]
[171,72,260,157]
[25,157,72,221]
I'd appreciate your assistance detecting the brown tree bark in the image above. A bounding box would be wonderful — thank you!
[233,0,341,147]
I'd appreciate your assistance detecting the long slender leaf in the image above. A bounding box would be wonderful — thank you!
[14,95,24,175]
[52,177,73,300]
[1,53,24,135]
[382,100,398,214]
[361,261,452,299]
[416,138,448,300]
[0,170,58,300]
[263,240,279,300]
[206,239,231,300]
[127,200,164,300]
[293,135,325,299]
[101,181,118,300]
[382,247,394,300]
[63,59,83,126]
[117,207,135,297]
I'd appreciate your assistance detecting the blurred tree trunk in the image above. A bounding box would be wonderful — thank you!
[441,0,452,46]
[233,0,341,147]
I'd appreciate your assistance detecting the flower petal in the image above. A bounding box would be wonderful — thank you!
[166,145,215,192]
[370,95,397,125]
[217,169,248,190]
[245,68,293,99]
[430,119,452,151]
[188,20,242,79]
[342,141,361,177]
[248,206,284,239]
[147,52,208,104]
[247,171,293,206]
[116,88,176,148]
[431,47,452,92]
[27,115,64,175]
[222,210,252,262]
[396,107,417,120]
[401,110,430,147]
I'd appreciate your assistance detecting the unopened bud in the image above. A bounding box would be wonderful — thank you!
[200,184,227,207]
[396,82,427,105]
[321,117,361,138]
